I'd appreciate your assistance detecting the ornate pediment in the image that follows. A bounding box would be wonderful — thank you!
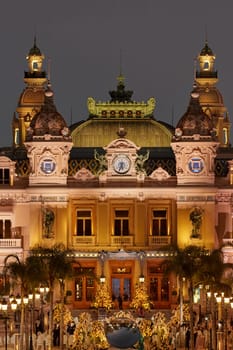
[73,167,96,181]
[149,167,170,181]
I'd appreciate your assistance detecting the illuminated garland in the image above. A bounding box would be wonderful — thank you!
[130,283,151,311]
[91,282,114,310]
[53,302,73,326]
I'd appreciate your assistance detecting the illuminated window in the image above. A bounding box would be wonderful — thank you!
[149,277,158,301]
[32,61,38,71]
[74,267,95,301]
[161,277,169,301]
[152,210,168,236]
[203,61,209,70]
[114,210,129,236]
[76,210,92,236]
[0,219,12,238]
[0,169,10,185]
[149,267,170,303]
[223,128,228,145]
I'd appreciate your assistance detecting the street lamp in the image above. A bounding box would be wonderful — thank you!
[0,297,17,350]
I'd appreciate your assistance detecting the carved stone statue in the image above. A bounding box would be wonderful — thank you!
[94,149,108,175]
[42,208,55,238]
[190,207,203,238]
[135,150,150,174]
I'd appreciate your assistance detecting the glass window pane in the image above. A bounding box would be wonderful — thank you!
[85,219,92,235]
[153,210,166,218]
[5,220,11,238]
[75,278,82,301]
[0,169,3,184]
[160,219,167,236]
[4,169,10,184]
[122,220,129,235]
[152,220,159,235]
[86,277,94,301]
[114,220,121,236]
[161,278,169,301]
[0,220,3,238]
[77,220,84,235]
[150,278,158,301]
[77,211,91,217]
[123,279,130,300]
[115,210,128,217]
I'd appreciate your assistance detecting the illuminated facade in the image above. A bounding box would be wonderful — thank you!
[1,40,233,309]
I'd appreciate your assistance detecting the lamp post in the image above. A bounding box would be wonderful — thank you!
[0,297,17,350]
[215,293,231,350]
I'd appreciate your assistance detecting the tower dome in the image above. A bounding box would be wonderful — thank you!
[26,85,70,140]
[174,85,216,140]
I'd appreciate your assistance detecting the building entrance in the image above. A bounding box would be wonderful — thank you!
[110,260,134,309]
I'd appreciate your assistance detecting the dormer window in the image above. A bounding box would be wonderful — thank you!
[203,61,209,70]
[0,169,10,184]
[0,156,16,186]
[32,60,38,71]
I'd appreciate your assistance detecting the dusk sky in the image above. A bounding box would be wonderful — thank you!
[0,1,233,146]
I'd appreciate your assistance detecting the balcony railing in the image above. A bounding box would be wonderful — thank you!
[111,235,134,246]
[72,235,96,245]
[149,235,171,246]
[0,239,22,248]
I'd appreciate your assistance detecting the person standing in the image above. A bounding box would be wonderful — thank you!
[118,294,123,310]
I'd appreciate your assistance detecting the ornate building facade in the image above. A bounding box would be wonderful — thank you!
[1,39,233,309]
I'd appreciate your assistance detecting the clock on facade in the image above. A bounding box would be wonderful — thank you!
[113,154,131,174]
[188,157,204,174]
[40,158,56,174]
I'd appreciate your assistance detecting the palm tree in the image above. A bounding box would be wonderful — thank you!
[196,249,233,350]
[30,243,75,350]
[4,254,43,350]
[163,245,208,350]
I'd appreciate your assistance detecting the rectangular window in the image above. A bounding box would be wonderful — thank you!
[149,277,158,301]
[74,267,95,302]
[114,210,129,236]
[0,169,10,185]
[76,210,92,236]
[161,277,169,301]
[0,219,12,238]
[152,210,167,236]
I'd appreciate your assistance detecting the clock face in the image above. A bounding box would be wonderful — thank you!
[188,157,204,174]
[40,158,56,174]
[113,155,131,174]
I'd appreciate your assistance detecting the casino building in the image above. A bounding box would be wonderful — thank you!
[0,38,233,309]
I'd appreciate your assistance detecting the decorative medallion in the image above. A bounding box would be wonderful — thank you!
[40,158,56,174]
[188,157,204,174]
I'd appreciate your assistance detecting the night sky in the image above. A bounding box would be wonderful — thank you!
[0,0,233,146]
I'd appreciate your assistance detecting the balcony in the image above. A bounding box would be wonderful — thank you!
[111,235,134,246]
[72,235,96,245]
[148,235,171,247]
[0,239,22,248]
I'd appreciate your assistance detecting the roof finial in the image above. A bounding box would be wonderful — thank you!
[45,57,53,97]
[205,24,208,44]
[194,58,197,81]
[118,48,124,85]
[47,57,51,83]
